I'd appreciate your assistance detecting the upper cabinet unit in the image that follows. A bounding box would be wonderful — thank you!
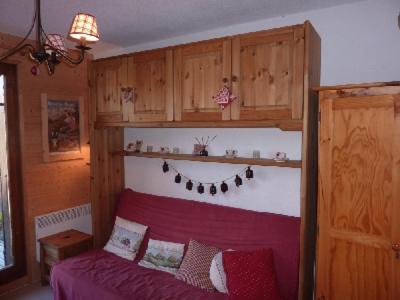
[231,25,305,120]
[92,49,174,124]
[127,49,174,122]
[91,21,320,129]
[92,57,127,123]
[174,39,231,121]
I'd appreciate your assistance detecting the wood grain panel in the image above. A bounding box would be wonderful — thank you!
[331,96,393,237]
[174,39,231,121]
[328,239,391,300]
[317,91,400,300]
[127,49,173,122]
[92,57,127,122]
[231,25,304,121]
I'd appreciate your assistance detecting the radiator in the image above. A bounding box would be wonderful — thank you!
[35,203,92,262]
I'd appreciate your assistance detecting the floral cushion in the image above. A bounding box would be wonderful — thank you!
[104,216,147,261]
[138,239,185,274]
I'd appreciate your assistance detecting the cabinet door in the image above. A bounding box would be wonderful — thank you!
[316,95,400,300]
[92,57,128,123]
[127,49,173,122]
[174,39,231,121]
[231,26,304,121]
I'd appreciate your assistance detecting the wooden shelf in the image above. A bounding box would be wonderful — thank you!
[95,120,303,131]
[113,151,302,168]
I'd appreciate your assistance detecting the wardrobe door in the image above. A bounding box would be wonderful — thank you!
[317,94,400,300]
[127,49,174,122]
[92,57,128,123]
[231,25,304,121]
[174,38,231,121]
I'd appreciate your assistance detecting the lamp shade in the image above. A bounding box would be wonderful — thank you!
[45,34,66,54]
[69,13,99,42]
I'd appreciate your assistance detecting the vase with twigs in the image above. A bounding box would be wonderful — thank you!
[195,135,217,157]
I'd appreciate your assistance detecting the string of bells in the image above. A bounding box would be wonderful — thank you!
[162,161,254,196]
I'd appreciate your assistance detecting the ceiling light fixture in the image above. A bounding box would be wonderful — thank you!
[0,0,99,75]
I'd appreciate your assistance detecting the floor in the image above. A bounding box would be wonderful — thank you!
[0,283,53,300]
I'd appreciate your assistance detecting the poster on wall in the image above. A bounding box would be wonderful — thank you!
[41,94,84,162]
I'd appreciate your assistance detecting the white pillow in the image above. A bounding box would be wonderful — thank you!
[210,250,233,293]
[138,239,185,274]
[104,216,147,261]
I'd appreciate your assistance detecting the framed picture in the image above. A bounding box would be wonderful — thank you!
[41,94,84,162]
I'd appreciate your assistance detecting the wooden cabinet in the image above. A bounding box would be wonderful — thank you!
[174,39,231,121]
[92,21,320,129]
[92,49,173,123]
[316,83,400,300]
[92,57,128,123]
[127,49,174,122]
[231,25,305,121]
[39,229,93,284]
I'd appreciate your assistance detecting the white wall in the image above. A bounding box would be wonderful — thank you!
[125,128,302,216]
[97,0,400,86]
[124,0,400,216]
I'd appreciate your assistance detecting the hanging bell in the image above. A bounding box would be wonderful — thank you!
[197,183,204,194]
[234,175,243,187]
[162,162,169,173]
[175,173,181,183]
[220,181,228,193]
[210,184,217,196]
[186,180,193,191]
[245,167,254,179]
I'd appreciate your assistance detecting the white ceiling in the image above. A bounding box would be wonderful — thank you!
[0,0,361,54]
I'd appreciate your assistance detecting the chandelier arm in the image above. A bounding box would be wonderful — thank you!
[0,0,38,62]
[58,48,86,65]
[0,44,35,62]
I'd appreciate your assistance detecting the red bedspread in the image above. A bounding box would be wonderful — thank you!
[51,189,300,300]
[51,249,227,300]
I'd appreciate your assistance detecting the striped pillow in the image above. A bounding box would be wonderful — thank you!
[175,240,220,291]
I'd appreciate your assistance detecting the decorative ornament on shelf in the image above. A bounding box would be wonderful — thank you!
[127,140,143,153]
[213,86,236,110]
[162,162,169,173]
[0,0,99,75]
[161,160,253,196]
[194,135,217,157]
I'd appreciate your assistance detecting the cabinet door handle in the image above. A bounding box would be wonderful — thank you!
[222,77,229,84]
[231,75,238,82]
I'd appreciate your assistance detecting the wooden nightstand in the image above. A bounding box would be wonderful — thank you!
[39,229,93,285]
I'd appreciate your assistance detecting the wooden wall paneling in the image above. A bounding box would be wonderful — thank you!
[0,32,91,288]
[393,95,400,299]
[316,92,400,300]
[231,25,304,121]
[173,38,231,121]
[298,21,321,300]
[127,49,174,122]
[90,127,124,247]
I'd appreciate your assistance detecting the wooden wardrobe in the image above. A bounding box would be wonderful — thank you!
[315,82,400,300]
